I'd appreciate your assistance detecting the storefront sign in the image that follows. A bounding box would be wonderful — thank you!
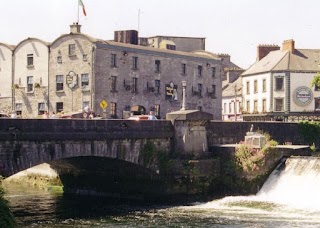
[293,86,313,106]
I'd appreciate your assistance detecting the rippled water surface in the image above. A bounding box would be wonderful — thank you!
[4,157,320,227]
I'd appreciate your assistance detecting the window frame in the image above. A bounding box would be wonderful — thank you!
[275,77,284,91]
[155,60,161,73]
[27,76,33,92]
[27,54,34,67]
[132,56,138,70]
[68,44,76,56]
[81,73,89,89]
[56,75,64,91]
[275,98,284,111]
[111,54,117,67]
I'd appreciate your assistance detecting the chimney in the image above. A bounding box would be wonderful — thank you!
[282,39,295,53]
[114,30,138,45]
[257,44,280,61]
[70,22,81,33]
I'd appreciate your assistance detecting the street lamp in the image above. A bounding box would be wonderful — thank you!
[181,81,187,110]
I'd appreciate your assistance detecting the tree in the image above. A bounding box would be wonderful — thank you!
[311,73,320,89]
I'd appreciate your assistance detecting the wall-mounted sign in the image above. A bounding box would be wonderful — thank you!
[293,86,313,106]
[66,71,78,90]
[166,82,178,101]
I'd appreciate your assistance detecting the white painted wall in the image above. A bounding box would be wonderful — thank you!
[0,44,13,98]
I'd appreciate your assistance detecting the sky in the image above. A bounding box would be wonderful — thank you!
[1,0,319,69]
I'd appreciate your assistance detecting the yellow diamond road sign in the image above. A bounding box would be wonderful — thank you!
[100,100,108,109]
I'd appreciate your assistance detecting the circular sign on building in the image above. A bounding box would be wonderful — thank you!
[66,71,78,90]
[293,86,313,106]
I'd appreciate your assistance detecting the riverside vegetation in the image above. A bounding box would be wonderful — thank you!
[0,180,16,227]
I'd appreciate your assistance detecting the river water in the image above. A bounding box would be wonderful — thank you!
[3,157,320,227]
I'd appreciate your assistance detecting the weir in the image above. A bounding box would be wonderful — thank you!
[257,156,320,209]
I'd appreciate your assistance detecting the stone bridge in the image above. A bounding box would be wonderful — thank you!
[0,119,174,177]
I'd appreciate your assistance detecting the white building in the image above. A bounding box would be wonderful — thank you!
[0,43,14,113]
[13,38,50,118]
[242,39,320,121]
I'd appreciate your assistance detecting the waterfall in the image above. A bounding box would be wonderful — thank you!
[257,156,320,209]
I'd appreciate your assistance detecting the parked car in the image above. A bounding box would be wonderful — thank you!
[127,115,149,120]
[0,113,10,118]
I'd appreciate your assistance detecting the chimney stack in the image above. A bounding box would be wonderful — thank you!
[282,39,295,53]
[257,44,280,61]
[70,22,81,33]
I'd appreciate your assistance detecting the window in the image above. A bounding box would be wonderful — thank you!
[15,103,22,116]
[198,83,202,96]
[254,100,258,112]
[315,98,320,111]
[212,85,216,97]
[111,54,117,67]
[155,79,160,94]
[246,100,250,112]
[211,67,216,77]
[246,81,250,94]
[263,79,266,92]
[315,85,320,91]
[166,44,176,50]
[262,99,267,112]
[27,76,33,92]
[229,103,232,113]
[83,101,90,110]
[181,63,187,75]
[275,98,284,111]
[38,102,46,115]
[57,56,62,63]
[56,102,63,113]
[56,75,63,91]
[27,54,33,66]
[132,56,138,70]
[254,80,258,93]
[154,104,160,117]
[155,60,161,73]
[83,54,87,61]
[275,77,284,91]
[110,102,117,117]
[132,77,138,93]
[224,103,227,114]
[198,65,202,77]
[198,106,203,111]
[111,76,117,91]
[69,44,75,56]
[81,73,89,89]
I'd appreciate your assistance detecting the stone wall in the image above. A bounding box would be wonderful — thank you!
[207,121,309,146]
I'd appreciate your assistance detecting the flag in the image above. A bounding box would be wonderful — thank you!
[79,0,87,16]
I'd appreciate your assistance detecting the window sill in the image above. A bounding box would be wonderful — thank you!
[81,88,90,92]
[56,90,65,93]
[27,65,34,69]
[69,54,76,57]
[26,91,34,94]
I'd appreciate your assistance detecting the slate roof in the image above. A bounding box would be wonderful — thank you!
[222,77,242,98]
[242,49,320,76]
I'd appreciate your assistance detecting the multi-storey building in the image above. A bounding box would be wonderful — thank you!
[0,43,14,113]
[13,38,49,118]
[0,23,226,119]
[242,39,320,121]
[48,24,222,119]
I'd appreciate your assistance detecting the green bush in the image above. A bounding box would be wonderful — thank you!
[0,187,16,227]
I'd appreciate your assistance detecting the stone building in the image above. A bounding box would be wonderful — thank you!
[48,24,222,119]
[0,43,14,114]
[139,35,206,52]
[242,39,320,121]
[13,38,50,118]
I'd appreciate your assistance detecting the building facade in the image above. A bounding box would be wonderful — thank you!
[0,43,14,114]
[46,24,222,119]
[242,39,320,121]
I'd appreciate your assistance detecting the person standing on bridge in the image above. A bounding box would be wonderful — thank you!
[148,111,157,120]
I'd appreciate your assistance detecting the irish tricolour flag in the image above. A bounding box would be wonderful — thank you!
[79,0,87,16]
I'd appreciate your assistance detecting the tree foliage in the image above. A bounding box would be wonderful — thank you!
[311,73,320,89]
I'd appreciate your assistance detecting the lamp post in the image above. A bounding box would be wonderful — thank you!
[181,81,187,110]
[234,84,237,121]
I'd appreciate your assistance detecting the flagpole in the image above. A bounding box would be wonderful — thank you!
[77,0,79,23]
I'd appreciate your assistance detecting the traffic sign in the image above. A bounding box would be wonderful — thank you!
[100,100,108,109]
